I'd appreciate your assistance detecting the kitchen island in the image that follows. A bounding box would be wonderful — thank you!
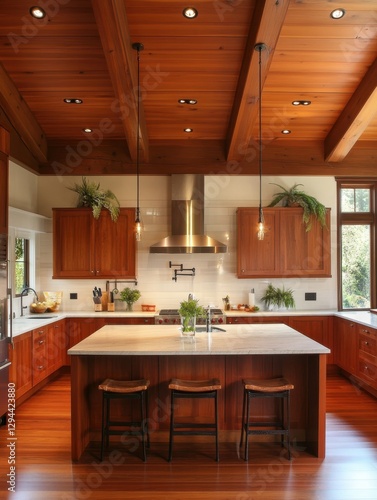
[68,323,330,461]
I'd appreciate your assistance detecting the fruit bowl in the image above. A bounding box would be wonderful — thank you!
[30,302,48,314]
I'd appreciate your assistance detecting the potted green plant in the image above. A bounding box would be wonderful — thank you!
[268,183,327,231]
[261,284,295,310]
[68,177,120,221]
[119,287,141,311]
[178,298,206,335]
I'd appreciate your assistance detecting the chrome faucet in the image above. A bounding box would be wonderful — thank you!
[206,306,212,333]
[20,287,39,317]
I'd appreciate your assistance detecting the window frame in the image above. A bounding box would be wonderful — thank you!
[336,177,376,311]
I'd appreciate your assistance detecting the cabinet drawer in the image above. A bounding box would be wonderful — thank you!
[358,358,377,384]
[358,332,377,356]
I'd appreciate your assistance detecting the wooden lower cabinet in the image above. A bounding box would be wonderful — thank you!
[289,316,333,364]
[46,320,66,375]
[357,324,377,389]
[333,317,358,375]
[33,327,48,385]
[226,315,289,325]
[9,332,33,400]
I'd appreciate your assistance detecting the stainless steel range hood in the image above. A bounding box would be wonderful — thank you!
[150,174,227,254]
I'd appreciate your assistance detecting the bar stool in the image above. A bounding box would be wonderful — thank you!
[239,377,294,461]
[168,378,222,462]
[98,378,150,462]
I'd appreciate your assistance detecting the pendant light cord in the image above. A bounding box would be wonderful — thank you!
[255,43,266,239]
[132,42,144,231]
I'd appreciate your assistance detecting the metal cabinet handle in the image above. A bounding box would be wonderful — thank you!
[38,339,44,345]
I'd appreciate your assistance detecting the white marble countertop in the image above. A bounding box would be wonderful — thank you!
[67,323,330,356]
[11,309,377,339]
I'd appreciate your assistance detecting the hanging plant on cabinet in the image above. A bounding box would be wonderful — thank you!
[267,183,327,232]
[68,177,120,221]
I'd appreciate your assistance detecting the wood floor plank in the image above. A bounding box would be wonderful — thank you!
[1,372,377,499]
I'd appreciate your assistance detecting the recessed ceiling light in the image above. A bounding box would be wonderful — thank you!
[29,6,46,19]
[292,100,311,106]
[281,129,291,135]
[183,7,198,19]
[330,9,345,19]
[83,128,93,133]
[178,98,197,105]
[64,98,83,104]
[184,128,193,133]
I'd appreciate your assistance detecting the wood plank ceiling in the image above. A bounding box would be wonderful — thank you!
[0,0,376,176]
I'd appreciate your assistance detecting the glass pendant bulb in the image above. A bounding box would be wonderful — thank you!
[257,207,265,240]
[135,216,141,242]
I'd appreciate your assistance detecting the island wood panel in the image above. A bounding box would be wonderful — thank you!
[70,351,326,460]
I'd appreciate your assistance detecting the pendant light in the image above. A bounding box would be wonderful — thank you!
[132,42,144,241]
[255,42,266,241]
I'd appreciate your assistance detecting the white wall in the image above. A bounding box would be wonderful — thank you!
[10,165,338,312]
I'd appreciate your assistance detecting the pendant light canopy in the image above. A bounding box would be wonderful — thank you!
[132,42,144,241]
[255,42,266,241]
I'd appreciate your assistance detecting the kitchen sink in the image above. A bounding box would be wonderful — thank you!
[195,326,226,333]
[26,315,58,319]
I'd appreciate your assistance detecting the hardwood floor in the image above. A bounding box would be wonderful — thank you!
[1,372,377,499]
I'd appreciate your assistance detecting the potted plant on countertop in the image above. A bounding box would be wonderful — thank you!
[260,284,295,311]
[68,176,120,221]
[178,297,206,336]
[119,287,141,312]
[267,183,327,232]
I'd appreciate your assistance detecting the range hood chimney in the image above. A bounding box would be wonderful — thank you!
[150,174,227,254]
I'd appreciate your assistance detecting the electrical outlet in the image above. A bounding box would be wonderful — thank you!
[305,292,316,301]
[70,293,78,300]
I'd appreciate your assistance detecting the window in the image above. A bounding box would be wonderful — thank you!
[14,237,30,296]
[337,179,376,310]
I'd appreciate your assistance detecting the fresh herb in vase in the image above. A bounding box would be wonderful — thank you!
[178,298,206,335]
[119,287,141,312]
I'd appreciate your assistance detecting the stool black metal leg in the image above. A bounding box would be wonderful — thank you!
[244,391,251,461]
[215,391,219,462]
[168,390,175,462]
[287,391,291,460]
[100,393,108,461]
[239,388,246,450]
[140,391,147,462]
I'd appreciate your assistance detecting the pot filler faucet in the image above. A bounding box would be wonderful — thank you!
[20,287,39,317]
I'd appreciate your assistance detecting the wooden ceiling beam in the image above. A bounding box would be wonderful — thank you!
[324,56,377,162]
[91,0,149,162]
[225,0,290,162]
[0,63,47,164]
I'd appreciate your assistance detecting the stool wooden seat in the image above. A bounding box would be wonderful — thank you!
[168,378,222,462]
[98,378,150,462]
[240,377,294,461]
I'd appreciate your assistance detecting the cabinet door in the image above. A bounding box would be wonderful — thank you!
[0,154,8,235]
[46,320,66,375]
[333,317,357,374]
[53,208,136,279]
[95,208,136,278]
[279,208,331,277]
[53,208,94,278]
[8,332,33,400]
[237,208,279,278]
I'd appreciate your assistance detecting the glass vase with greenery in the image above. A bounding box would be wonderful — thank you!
[119,287,141,311]
[178,298,206,335]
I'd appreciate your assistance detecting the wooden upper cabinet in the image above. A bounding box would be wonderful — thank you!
[53,208,136,279]
[237,207,331,278]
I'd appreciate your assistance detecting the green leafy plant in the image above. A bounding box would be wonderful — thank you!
[178,298,206,333]
[261,284,295,310]
[68,177,120,221]
[268,183,327,231]
[119,287,141,310]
